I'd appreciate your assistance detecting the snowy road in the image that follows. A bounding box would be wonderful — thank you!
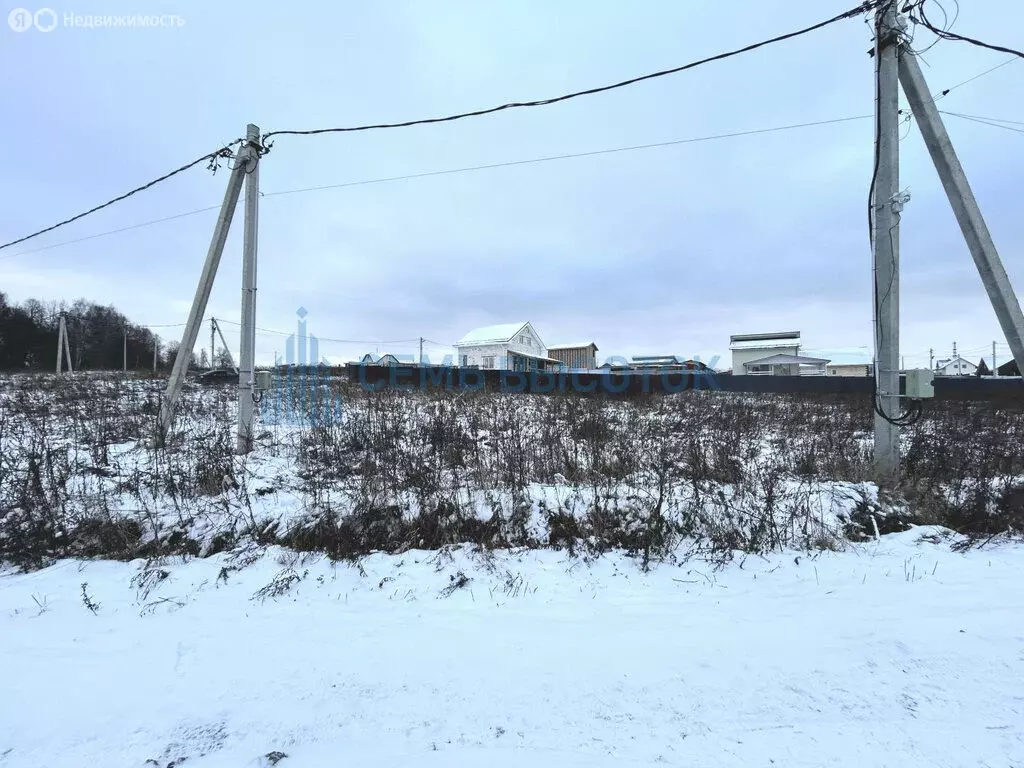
[2,529,1023,767]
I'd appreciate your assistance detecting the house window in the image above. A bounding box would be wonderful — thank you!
[460,355,468,367]
[482,355,495,369]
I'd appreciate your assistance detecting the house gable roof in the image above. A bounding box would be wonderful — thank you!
[936,355,976,369]
[457,322,538,346]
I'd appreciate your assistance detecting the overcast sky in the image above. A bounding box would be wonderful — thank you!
[1,0,1022,368]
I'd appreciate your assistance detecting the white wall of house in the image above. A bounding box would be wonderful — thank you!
[506,324,546,358]
[455,342,507,368]
[455,323,547,368]
[732,345,799,375]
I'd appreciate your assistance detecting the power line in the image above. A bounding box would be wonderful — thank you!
[0,141,243,253]
[0,203,228,260]
[941,111,1024,134]
[213,317,419,345]
[955,114,1024,127]
[259,1,882,146]
[264,116,872,198]
[934,56,1017,101]
[0,0,1000,258]
[0,115,872,261]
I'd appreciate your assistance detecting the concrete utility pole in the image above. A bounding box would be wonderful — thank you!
[929,348,934,370]
[210,318,216,370]
[153,339,159,373]
[56,314,72,374]
[871,3,902,480]
[236,124,261,454]
[419,337,424,366]
[899,51,1024,375]
[953,341,959,374]
[159,140,249,442]
[993,341,998,377]
[123,327,128,372]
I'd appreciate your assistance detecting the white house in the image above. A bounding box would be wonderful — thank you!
[454,322,561,371]
[934,356,977,376]
[730,331,802,375]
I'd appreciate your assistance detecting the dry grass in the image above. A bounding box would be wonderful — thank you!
[1,373,1021,570]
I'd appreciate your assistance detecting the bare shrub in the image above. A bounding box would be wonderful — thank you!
[1,371,1019,569]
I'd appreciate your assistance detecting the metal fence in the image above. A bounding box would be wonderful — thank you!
[340,364,1022,402]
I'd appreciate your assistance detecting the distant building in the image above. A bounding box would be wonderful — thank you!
[547,343,598,370]
[827,363,873,377]
[454,322,561,371]
[811,348,874,377]
[997,359,1020,376]
[358,353,404,366]
[934,356,977,376]
[629,355,709,372]
[730,331,801,376]
[357,353,402,366]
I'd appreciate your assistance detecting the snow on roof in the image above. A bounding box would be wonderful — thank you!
[730,338,802,351]
[456,322,529,346]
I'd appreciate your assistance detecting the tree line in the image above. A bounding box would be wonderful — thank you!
[0,292,214,372]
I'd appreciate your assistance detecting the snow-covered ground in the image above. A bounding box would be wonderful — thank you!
[2,528,1023,768]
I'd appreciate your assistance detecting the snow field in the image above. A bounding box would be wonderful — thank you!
[2,528,1023,768]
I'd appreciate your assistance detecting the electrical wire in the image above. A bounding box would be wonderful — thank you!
[0,115,872,262]
[0,203,229,260]
[940,111,1024,134]
[933,57,1017,102]
[263,116,873,197]
[898,111,914,141]
[947,113,1024,127]
[213,317,419,346]
[0,140,244,253]
[906,0,1024,60]
[259,0,883,148]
